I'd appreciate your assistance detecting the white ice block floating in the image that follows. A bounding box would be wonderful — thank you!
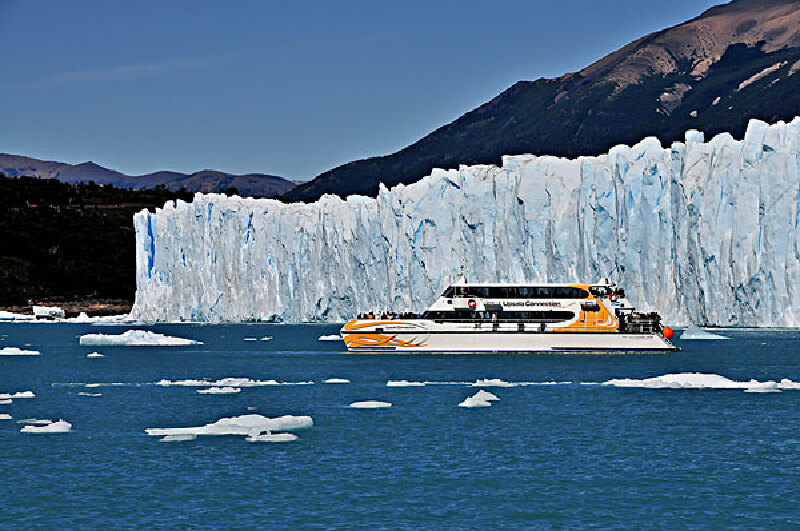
[602,372,800,391]
[386,380,425,387]
[349,401,392,408]
[196,386,241,394]
[20,420,72,433]
[0,347,40,356]
[680,326,729,340]
[145,414,312,439]
[0,391,35,400]
[79,330,202,346]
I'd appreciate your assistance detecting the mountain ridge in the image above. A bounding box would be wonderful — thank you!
[285,0,800,202]
[0,153,296,197]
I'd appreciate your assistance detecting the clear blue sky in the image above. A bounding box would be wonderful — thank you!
[0,0,716,180]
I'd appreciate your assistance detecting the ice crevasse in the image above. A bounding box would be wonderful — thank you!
[131,117,800,326]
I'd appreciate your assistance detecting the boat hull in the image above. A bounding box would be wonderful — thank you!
[340,320,678,353]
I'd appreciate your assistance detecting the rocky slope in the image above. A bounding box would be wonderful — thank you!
[285,0,800,201]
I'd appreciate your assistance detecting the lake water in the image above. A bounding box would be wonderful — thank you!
[1,323,799,529]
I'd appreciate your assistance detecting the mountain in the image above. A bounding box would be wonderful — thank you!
[285,0,800,202]
[0,154,297,197]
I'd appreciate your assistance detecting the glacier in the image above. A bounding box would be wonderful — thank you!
[131,117,800,326]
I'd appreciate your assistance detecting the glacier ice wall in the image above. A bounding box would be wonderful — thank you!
[131,117,800,326]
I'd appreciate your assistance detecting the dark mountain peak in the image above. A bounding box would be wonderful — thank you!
[284,0,800,202]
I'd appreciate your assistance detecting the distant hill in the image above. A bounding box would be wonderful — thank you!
[0,154,297,197]
[285,0,800,201]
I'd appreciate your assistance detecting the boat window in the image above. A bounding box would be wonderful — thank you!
[422,310,575,322]
[466,286,589,299]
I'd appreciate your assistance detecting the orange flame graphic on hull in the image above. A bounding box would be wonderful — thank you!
[344,333,427,349]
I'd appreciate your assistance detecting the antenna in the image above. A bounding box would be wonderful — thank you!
[457,260,467,285]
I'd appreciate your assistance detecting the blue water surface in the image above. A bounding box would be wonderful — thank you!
[1,323,799,529]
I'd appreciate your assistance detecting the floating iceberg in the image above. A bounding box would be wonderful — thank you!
[472,378,516,388]
[159,434,197,442]
[246,433,298,443]
[323,378,350,384]
[69,312,92,323]
[77,392,102,397]
[459,397,491,408]
[20,420,72,433]
[387,380,426,387]
[0,413,12,420]
[86,352,105,358]
[17,418,53,425]
[459,390,501,408]
[602,373,800,391]
[145,413,312,439]
[318,335,341,341]
[131,118,800,326]
[79,330,202,346]
[196,386,241,394]
[473,390,500,401]
[680,326,729,340]
[0,391,35,400]
[0,399,11,405]
[349,401,392,408]
[0,347,40,356]
[157,377,312,387]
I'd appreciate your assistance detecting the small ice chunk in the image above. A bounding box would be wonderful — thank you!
[157,377,312,387]
[459,392,493,408]
[17,418,53,425]
[472,378,516,387]
[318,334,341,341]
[0,391,35,399]
[146,414,313,438]
[779,379,800,390]
[603,373,795,391]
[323,378,351,384]
[0,399,11,404]
[159,434,197,442]
[349,401,392,408]
[680,326,729,340]
[473,390,500,401]
[77,392,102,397]
[0,346,40,356]
[86,352,105,358]
[79,329,202,346]
[70,312,92,323]
[245,432,298,443]
[20,420,72,433]
[196,386,241,395]
[243,337,258,341]
[0,413,12,420]
[387,379,425,387]
[260,336,273,341]
[85,383,102,388]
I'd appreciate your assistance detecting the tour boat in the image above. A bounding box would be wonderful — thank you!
[340,277,677,353]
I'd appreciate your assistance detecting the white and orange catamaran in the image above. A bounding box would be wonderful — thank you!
[340,276,677,353]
